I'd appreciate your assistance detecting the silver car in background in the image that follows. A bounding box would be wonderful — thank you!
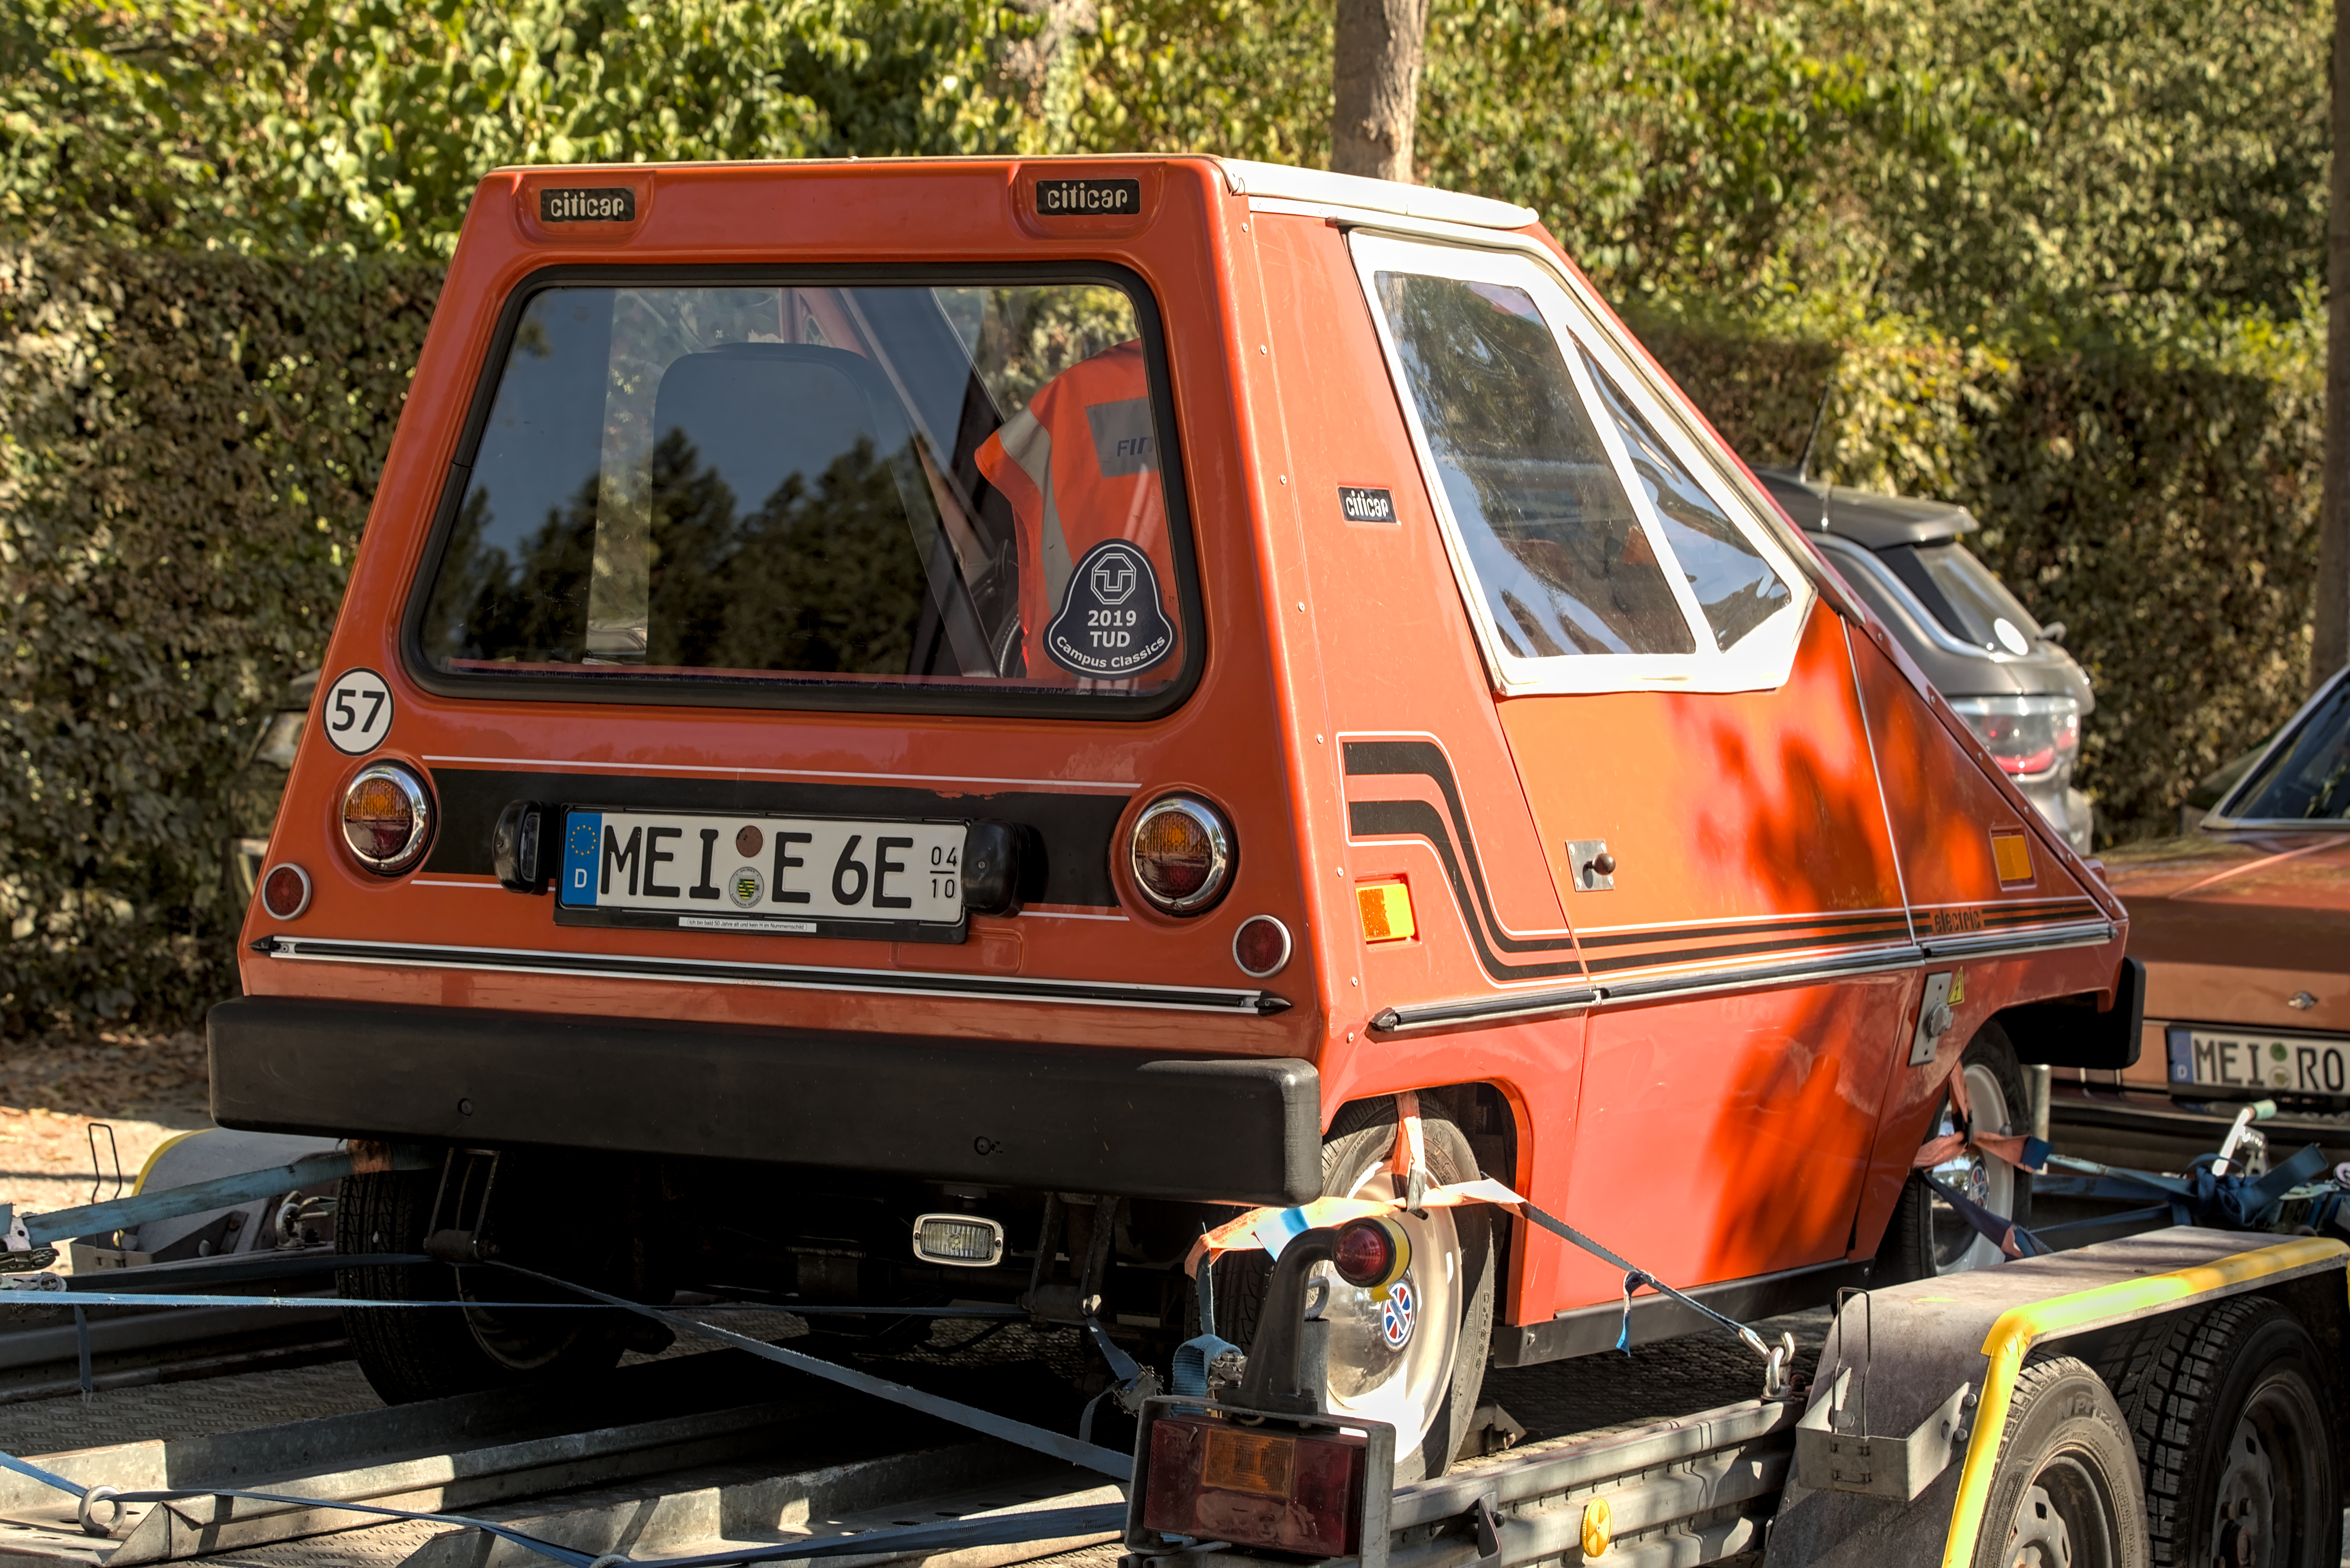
[1759,469,2096,852]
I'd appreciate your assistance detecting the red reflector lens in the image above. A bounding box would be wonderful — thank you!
[1332,1216,1409,1290]
[1233,915,1291,978]
[260,864,311,920]
[1143,1414,1367,1558]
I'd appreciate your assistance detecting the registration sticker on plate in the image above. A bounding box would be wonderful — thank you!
[2168,1025,2350,1095]
[555,809,967,942]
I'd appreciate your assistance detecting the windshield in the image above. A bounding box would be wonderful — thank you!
[415,278,1188,701]
[2225,678,2350,822]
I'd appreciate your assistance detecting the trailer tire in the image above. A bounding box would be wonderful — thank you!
[1975,1355,2148,1568]
[1203,1096,1495,1481]
[1878,1023,2033,1282]
[335,1166,630,1404]
[2116,1297,2339,1568]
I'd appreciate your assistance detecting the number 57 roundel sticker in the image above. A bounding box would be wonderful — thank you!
[322,667,395,756]
[1044,539,1175,678]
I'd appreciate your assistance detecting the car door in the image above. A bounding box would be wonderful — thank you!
[1352,235,1918,1323]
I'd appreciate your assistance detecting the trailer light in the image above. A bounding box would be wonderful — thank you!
[911,1213,1004,1266]
[259,864,311,921]
[1332,1215,1411,1291]
[341,763,434,875]
[1142,1412,1368,1557]
[1233,915,1292,978]
[1130,796,1232,914]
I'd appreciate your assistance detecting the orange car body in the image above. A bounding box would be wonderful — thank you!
[214,156,2130,1355]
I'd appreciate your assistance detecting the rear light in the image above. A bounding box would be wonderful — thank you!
[1232,915,1291,977]
[1948,694,2080,780]
[910,1213,1004,1266]
[342,763,434,875]
[1142,1413,1369,1556]
[1130,796,1232,913]
[259,864,311,920]
[1332,1215,1411,1290]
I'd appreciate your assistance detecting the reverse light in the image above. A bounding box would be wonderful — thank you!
[342,763,435,875]
[259,864,311,921]
[1130,796,1232,914]
[911,1213,1004,1266]
[1947,694,2080,780]
[1142,1413,1369,1556]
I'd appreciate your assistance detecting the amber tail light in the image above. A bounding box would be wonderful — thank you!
[342,763,435,875]
[1130,796,1233,914]
[1141,1413,1368,1557]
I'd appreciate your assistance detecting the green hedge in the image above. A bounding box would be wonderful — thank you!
[0,248,2323,1029]
[0,245,440,1030]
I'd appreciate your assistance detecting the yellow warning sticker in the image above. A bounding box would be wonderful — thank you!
[1356,881,1417,943]
[1990,829,2035,888]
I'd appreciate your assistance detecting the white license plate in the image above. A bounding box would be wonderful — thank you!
[556,808,966,940]
[2168,1026,2350,1096]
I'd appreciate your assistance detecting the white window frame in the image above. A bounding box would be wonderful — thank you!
[1350,233,1812,696]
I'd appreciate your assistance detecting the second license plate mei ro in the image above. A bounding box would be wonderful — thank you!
[557,809,968,942]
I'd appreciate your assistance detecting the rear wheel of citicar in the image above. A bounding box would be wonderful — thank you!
[1974,1356,2149,1568]
[1208,1096,1496,1480]
[1880,1023,2034,1282]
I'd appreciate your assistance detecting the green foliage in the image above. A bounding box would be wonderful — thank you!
[0,245,441,1027]
[0,0,1027,256]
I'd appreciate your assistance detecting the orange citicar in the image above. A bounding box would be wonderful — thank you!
[212,155,2135,1476]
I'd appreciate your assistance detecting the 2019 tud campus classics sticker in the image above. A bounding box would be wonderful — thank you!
[1044,540,1175,679]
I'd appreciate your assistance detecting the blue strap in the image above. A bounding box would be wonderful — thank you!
[0,1447,93,1497]
[1515,1200,1766,1356]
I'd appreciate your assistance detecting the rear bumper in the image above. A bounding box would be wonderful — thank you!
[208,996,1321,1206]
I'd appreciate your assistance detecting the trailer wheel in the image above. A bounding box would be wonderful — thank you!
[1879,1023,2033,1281]
[1976,1355,2148,1568]
[1205,1097,1495,1481]
[2118,1298,2339,1568]
[335,1165,631,1403]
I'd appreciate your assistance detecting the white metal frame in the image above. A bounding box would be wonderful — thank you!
[1347,231,1812,697]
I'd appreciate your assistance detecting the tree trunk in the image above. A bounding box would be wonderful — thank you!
[1331,0,1432,183]
[2314,0,2350,689]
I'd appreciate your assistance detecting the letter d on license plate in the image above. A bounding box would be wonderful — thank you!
[555,808,968,943]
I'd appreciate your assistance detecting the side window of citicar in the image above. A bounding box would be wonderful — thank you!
[412,278,1190,704]
[1352,234,1807,694]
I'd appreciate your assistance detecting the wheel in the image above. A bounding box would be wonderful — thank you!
[1878,1023,2034,1282]
[1974,1355,2149,1568]
[335,1157,649,1404]
[2116,1298,2340,1568]
[1205,1095,1496,1480]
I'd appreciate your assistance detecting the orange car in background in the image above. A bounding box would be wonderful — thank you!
[2057,666,2350,1171]
[207,155,2137,1478]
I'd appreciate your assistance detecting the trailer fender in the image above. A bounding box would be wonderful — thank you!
[1761,1226,2348,1568]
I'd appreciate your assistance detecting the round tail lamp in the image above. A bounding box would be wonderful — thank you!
[1129,796,1233,914]
[342,762,435,875]
[260,864,311,920]
[1233,915,1292,978]
[1332,1215,1412,1291]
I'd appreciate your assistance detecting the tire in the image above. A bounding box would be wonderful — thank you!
[1205,1096,1496,1481]
[1877,1022,2034,1283]
[2114,1298,2340,1568]
[1974,1355,2149,1568]
[335,1160,640,1404]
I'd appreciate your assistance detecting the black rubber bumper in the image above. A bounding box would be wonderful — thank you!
[208,996,1322,1206]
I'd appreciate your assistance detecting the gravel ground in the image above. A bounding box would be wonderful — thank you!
[0,1030,214,1260]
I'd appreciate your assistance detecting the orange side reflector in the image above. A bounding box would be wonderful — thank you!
[1356,881,1417,943]
[1990,829,2035,887]
[1204,1427,1295,1497]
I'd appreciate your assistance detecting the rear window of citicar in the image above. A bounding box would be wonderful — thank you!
[408,270,1198,713]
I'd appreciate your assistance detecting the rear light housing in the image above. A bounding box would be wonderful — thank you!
[342,762,435,875]
[1141,1413,1369,1556]
[1129,796,1233,914]
[910,1213,1004,1266]
[1947,694,2080,781]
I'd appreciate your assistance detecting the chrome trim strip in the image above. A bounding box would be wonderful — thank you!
[258,937,1286,1015]
[1371,921,2113,1032]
